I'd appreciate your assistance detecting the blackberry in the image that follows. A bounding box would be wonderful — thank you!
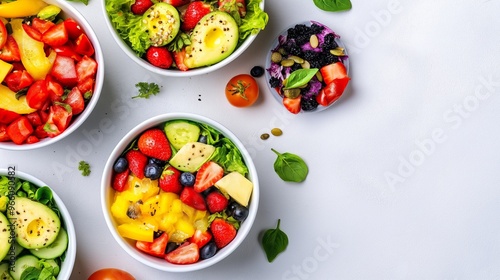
[310,23,324,35]
[323,33,338,49]
[290,63,302,72]
[269,77,280,88]
[288,24,309,39]
[286,44,302,56]
[303,50,319,62]
[322,51,340,65]
[301,97,319,111]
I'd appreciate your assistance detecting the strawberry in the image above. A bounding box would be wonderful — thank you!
[0,35,21,62]
[145,46,173,69]
[63,18,82,39]
[46,76,65,102]
[77,77,95,95]
[32,18,55,35]
[46,103,72,134]
[25,135,40,144]
[283,96,301,114]
[4,70,34,92]
[125,150,148,179]
[211,218,236,249]
[137,128,172,161]
[0,109,21,125]
[206,191,228,213]
[173,49,189,71]
[22,24,42,41]
[0,124,9,142]
[182,1,212,31]
[189,229,212,249]
[136,232,169,258]
[74,33,95,57]
[165,242,199,264]
[180,187,206,210]
[41,22,68,47]
[65,87,85,115]
[6,116,33,144]
[75,55,98,82]
[218,0,246,17]
[163,0,190,7]
[194,161,224,193]
[112,169,130,192]
[50,55,78,87]
[316,79,348,107]
[26,112,42,127]
[320,62,349,85]
[159,165,183,194]
[131,0,153,15]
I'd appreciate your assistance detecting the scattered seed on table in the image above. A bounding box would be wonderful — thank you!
[260,133,270,140]
[271,128,283,136]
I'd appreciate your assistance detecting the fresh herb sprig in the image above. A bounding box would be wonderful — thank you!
[78,161,91,176]
[262,219,289,262]
[271,149,309,182]
[313,0,352,12]
[133,82,160,99]
[284,68,318,89]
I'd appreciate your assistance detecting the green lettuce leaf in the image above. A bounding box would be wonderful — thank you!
[238,0,269,43]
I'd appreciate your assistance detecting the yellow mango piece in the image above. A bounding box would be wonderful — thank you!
[158,214,178,235]
[11,19,55,81]
[140,194,161,217]
[171,199,183,214]
[0,84,36,114]
[110,195,133,224]
[193,216,209,231]
[121,176,159,202]
[181,203,196,221]
[139,216,159,231]
[0,0,48,18]
[0,59,13,82]
[117,222,154,242]
[192,209,208,223]
[158,191,178,216]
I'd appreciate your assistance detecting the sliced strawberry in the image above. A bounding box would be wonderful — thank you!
[112,169,130,192]
[75,55,97,82]
[63,18,83,39]
[0,124,10,142]
[0,36,21,62]
[77,77,95,95]
[4,70,34,92]
[182,1,212,31]
[165,242,199,264]
[283,96,301,114]
[32,18,55,35]
[42,22,68,47]
[159,165,183,194]
[65,87,85,115]
[50,55,78,87]
[137,128,172,161]
[194,161,223,193]
[189,229,212,249]
[131,0,154,15]
[46,76,65,102]
[74,33,94,57]
[316,79,348,107]
[0,20,7,50]
[0,108,21,125]
[136,232,169,258]
[53,45,82,61]
[173,50,189,71]
[46,103,73,135]
[26,80,49,110]
[22,24,42,41]
[206,191,228,213]
[210,218,236,249]
[320,62,349,85]
[125,150,148,179]
[163,0,190,7]
[180,187,206,211]
[7,116,33,144]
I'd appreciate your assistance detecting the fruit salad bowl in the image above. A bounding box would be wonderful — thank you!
[102,0,267,77]
[0,169,77,279]
[0,0,104,150]
[101,113,259,272]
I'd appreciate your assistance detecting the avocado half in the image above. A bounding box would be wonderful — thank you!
[184,11,239,69]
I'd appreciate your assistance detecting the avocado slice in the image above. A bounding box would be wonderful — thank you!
[142,3,180,46]
[7,196,61,249]
[0,212,10,260]
[169,142,215,172]
[184,11,239,69]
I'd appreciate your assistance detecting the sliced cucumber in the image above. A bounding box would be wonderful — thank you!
[0,262,13,280]
[2,242,24,262]
[164,121,201,150]
[29,227,68,259]
[9,255,40,280]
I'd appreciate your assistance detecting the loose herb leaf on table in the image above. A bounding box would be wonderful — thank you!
[313,0,352,12]
[271,148,309,182]
[78,160,91,176]
[262,219,289,262]
[133,82,160,99]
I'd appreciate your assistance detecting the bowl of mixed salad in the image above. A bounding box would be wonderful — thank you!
[0,0,104,150]
[0,169,76,279]
[265,20,350,114]
[103,0,268,77]
[101,112,259,272]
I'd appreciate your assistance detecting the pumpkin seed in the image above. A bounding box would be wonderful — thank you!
[301,60,310,69]
[281,59,295,67]
[260,133,270,140]
[289,55,304,64]
[283,88,301,99]
[330,47,345,56]
[271,128,283,136]
[310,34,319,48]
[316,71,323,82]
[271,52,282,63]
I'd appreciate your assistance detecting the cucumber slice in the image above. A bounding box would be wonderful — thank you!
[9,255,40,280]
[0,262,13,280]
[164,121,201,150]
[2,242,24,262]
[29,227,68,259]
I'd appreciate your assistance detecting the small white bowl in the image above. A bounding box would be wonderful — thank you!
[101,113,259,272]
[0,169,77,280]
[0,0,104,150]
[102,1,265,77]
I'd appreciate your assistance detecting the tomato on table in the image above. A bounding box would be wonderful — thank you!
[88,268,135,280]
[225,74,259,107]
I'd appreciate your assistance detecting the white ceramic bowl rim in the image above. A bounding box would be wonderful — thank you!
[0,169,77,280]
[101,113,259,272]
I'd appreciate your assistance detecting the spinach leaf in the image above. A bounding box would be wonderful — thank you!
[262,219,288,262]
[284,68,318,89]
[313,0,352,12]
[271,149,308,182]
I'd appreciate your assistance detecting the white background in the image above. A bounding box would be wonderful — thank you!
[2,0,500,279]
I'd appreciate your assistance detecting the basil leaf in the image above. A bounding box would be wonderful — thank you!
[271,149,309,182]
[313,0,352,12]
[284,68,318,89]
[262,219,288,262]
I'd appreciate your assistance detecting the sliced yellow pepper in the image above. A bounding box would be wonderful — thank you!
[0,0,48,18]
[0,59,13,83]
[0,84,36,114]
[117,222,154,242]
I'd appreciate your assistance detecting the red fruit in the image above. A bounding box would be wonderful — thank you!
[320,62,349,85]
[42,22,68,47]
[0,109,20,125]
[283,96,301,114]
[26,80,49,110]
[46,76,65,102]
[34,124,48,139]
[74,33,95,57]
[63,18,82,39]
[112,169,130,192]
[45,103,73,137]
[125,150,148,179]
[145,47,173,69]
[26,112,42,127]
[77,77,95,94]
[163,0,190,7]
[194,161,223,193]
[0,20,7,50]
[136,232,169,258]
[218,0,246,17]
[165,242,199,264]
[32,18,55,34]
[159,165,183,194]
[0,36,21,62]
[173,49,188,71]
[25,135,39,144]
[0,124,9,142]
[53,45,82,61]
[75,55,98,82]
[206,191,228,213]
[50,55,78,87]
[131,0,153,15]
[137,128,172,161]
[182,1,212,31]
[22,24,42,41]
[65,87,85,115]
[180,187,206,211]
[316,79,348,107]
[7,116,33,144]
[4,70,34,92]
[189,229,212,249]
[211,218,236,249]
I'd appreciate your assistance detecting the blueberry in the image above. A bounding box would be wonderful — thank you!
[166,242,179,254]
[250,66,264,77]
[113,157,128,173]
[144,163,162,180]
[148,157,165,167]
[198,135,208,144]
[200,242,217,260]
[228,202,249,222]
[180,172,195,186]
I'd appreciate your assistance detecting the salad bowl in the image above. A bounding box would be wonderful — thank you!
[101,113,259,272]
[0,0,104,150]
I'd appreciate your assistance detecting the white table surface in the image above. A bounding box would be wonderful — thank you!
[2,0,500,279]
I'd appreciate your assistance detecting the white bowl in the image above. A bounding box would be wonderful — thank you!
[101,113,259,272]
[0,0,104,150]
[0,169,77,280]
[102,1,265,77]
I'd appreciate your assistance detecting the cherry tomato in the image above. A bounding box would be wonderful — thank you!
[225,74,259,107]
[88,268,135,280]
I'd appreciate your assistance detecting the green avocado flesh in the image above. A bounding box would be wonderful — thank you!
[184,11,239,68]
[0,212,10,260]
[143,3,180,46]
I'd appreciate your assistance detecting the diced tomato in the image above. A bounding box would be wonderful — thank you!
[75,55,97,82]
[38,109,49,123]
[42,22,68,47]
[53,45,82,61]
[0,108,21,124]
[0,36,21,62]
[44,103,73,137]
[34,124,49,139]
[165,242,199,264]
[26,80,50,110]
[22,24,42,41]
[7,116,33,144]
[46,76,65,102]
[4,70,34,92]
[0,20,8,49]
[77,77,95,95]
[74,33,94,56]
[189,230,212,249]
[135,232,169,258]
[50,55,78,87]
[316,78,349,107]
[32,18,55,34]
[25,135,40,144]
[26,112,42,127]
[11,62,25,71]
[63,18,83,40]
[65,87,85,115]
[0,124,10,142]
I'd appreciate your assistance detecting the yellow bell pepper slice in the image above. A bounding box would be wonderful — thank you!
[0,84,36,114]
[0,59,13,83]
[0,0,48,18]
[117,222,154,242]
